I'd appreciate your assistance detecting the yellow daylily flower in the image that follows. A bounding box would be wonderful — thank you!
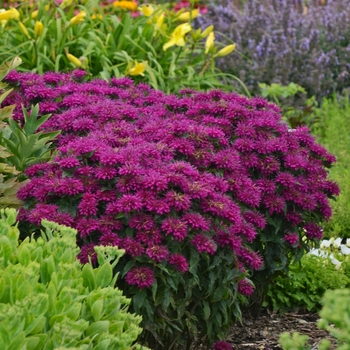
[113,1,138,11]
[215,44,236,57]
[70,11,86,25]
[66,53,83,67]
[200,25,214,38]
[19,21,31,38]
[127,61,147,76]
[163,23,192,51]
[205,31,215,54]
[177,9,200,22]
[0,7,20,21]
[155,12,164,28]
[34,21,44,37]
[138,4,155,17]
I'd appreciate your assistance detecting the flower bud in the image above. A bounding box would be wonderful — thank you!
[66,53,82,67]
[19,21,31,38]
[205,32,215,54]
[177,9,200,22]
[34,21,44,37]
[31,10,38,20]
[215,44,236,57]
[200,25,213,38]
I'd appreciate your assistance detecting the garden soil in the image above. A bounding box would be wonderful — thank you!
[226,309,338,349]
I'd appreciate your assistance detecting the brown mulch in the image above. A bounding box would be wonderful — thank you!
[224,309,338,350]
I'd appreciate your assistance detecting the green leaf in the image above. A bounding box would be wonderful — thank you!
[91,299,104,322]
[212,286,224,303]
[95,262,113,288]
[133,289,146,314]
[203,301,210,320]
[7,331,26,350]
[85,320,110,338]
[82,263,97,291]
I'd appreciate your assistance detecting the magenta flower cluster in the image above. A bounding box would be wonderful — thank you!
[4,70,338,293]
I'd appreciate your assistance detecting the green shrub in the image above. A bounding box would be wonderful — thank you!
[0,208,148,350]
[264,253,349,313]
[314,95,350,239]
[279,288,350,350]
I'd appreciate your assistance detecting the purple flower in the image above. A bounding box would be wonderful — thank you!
[78,193,98,216]
[125,266,155,288]
[212,340,233,350]
[238,278,254,297]
[191,234,217,255]
[146,245,169,262]
[168,253,189,272]
[284,232,299,245]
[78,243,98,265]
[161,218,188,241]
[304,222,323,240]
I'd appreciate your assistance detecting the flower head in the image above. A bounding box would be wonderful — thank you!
[125,266,155,288]
[163,23,192,51]
[70,11,86,25]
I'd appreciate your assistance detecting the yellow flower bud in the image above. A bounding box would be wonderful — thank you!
[44,5,50,11]
[205,32,215,54]
[66,53,82,67]
[70,11,86,25]
[127,60,147,76]
[91,13,103,20]
[34,21,44,37]
[19,21,31,38]
[177,9,200,22]
[215,44,236,57]
[200,25,214,38]
[31,10,38,20]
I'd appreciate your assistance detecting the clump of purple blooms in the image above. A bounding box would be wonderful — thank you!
[195,0,350,100]
[2,69,339,347]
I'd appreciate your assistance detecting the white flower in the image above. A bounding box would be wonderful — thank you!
[329,254,342,268]
[346,238,350,248]
[340,244,350,255]
[309,248,328,258]
[320,239,331,249]
[333,237,342,249]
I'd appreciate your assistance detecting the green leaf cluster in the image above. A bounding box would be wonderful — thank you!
[120,247,244,349]
[264,254,350,313]
[0,208,149,350]
[313,95,350,239]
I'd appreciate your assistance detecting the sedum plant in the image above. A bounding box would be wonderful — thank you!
[0,208,148,350]
[2,71,338,348]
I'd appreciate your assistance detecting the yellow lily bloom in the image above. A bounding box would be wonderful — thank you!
[70,11,86,25]
[200,25,214,38]
[66,53,83,67]
[127,61,147,76]
[91,13,103,20]
[177,9,200,22]
[19,21,31,38]
[34,21,44,37]
[205,32,215,54]
[215,44,236,57]
[0,7,20,21]
[113,1,138,11]
[163,23,192,51]
[138,4,154,17]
